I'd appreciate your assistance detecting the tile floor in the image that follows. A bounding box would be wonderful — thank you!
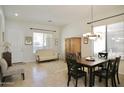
[1,60,124,87]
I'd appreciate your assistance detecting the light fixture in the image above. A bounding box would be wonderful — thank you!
[14,13,18,16]
[48,20,52,22]
[2,41,11,52]
[83,5,100,40]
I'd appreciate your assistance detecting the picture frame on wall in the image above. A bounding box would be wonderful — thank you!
[83,37,88,44]
[25,36,32,45]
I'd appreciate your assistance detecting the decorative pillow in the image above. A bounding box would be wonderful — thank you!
[0,58,8,74]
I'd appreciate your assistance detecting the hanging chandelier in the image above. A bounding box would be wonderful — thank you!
[83,5,100,40]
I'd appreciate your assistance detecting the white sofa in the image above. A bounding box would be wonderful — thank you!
[35,49,58,62]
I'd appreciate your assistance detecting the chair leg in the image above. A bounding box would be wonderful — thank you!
[84,74,87,86]
[111,77,114,87]
[117,73,120,84]
[67,75,71,87]
[105,78,108,87]
[92,74,95,86]
[92,68,95,86]
[21,73,25,80]
[113,76,117,87]
[1,77,6,86]
[75,78,78,87]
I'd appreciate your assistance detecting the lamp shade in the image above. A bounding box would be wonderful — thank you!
[83,32,100,40]
[2,41,11,52]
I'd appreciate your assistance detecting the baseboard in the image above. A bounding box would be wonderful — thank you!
[119,72,124,75]
[13,62,26,65]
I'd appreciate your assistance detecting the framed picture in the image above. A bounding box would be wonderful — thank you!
[83,37,88,44]
[25,36,32,45]
[55,38,58,46]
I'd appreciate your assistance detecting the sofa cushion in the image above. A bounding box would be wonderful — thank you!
[36,49,55,56]
[39,55,57,61]
[3,65,24,77]
[0,58,8,74]
[35,49,58,61]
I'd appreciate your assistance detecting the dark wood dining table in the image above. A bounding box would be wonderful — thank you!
[77,57,109,87]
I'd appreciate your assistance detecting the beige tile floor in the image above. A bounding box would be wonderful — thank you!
[1,60,124,87]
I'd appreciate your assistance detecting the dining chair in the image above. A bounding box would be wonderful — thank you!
[93,57,118,87]
[98,52,108,59]
[66,53,87,87]
[113,56,121,86]
[98,52,108,70]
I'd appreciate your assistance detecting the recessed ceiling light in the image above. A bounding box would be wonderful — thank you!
[14,13,18,16]
[48,20,52,22]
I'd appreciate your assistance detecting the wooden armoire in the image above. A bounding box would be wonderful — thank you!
[65,37,81,58]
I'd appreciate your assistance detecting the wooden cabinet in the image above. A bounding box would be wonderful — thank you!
[65,37,81,57]
[2,52,12,67]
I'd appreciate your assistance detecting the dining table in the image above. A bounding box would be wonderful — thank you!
[77,57,109,87]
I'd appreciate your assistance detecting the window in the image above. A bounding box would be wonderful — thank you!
[93,25,106,55]
[33,32,53,53]
[93,22,124,59]
[107,22,124,59]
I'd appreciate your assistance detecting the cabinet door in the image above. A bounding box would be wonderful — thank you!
[71,38,81,54]
[65,37,81,57]
[65,38,71,53]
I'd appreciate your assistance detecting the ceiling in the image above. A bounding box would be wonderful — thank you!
[3,5,124,27]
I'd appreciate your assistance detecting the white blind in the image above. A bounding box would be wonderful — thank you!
[33,32,54,53]
[93,21,124,60]
[107,22,124,59]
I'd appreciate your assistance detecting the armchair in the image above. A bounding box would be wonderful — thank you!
[0,58,25,85]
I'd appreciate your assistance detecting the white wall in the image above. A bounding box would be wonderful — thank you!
[5,18,61,63]
[60,8,124,74]
[0,6,5,58]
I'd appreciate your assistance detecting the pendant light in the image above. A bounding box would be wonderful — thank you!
[83,5,100,40]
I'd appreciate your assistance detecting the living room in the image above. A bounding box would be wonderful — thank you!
[0,1,124,91]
